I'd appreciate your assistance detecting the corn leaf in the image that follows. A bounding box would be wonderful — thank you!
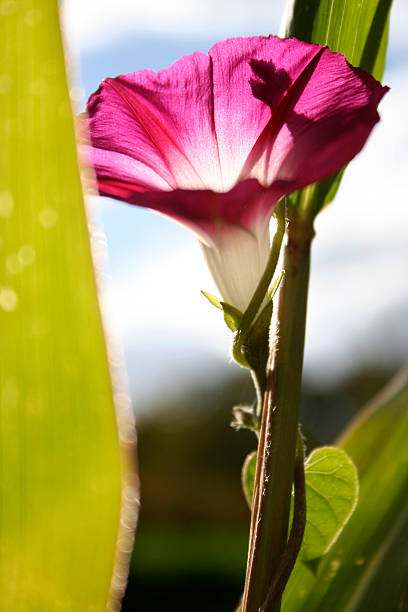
[0,1,131,609]
[281,0,392,216]
[282,367,408,611]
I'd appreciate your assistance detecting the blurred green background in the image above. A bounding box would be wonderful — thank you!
[122,364,397,611]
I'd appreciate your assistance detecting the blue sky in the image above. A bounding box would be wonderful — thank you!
[62,0,408,408]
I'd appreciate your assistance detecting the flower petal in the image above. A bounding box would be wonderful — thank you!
[85,35,387,242]
[201,222,271,313]
[85,52,223,192]
[84,36,388,310]
[245,45,389,189]
[209,36,325,189]
[93,177,285,246]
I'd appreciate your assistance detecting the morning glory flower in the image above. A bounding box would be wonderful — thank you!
[83,36,387,312]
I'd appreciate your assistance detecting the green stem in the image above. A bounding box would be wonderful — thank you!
[261,433,306,612]
[242,213,314,612]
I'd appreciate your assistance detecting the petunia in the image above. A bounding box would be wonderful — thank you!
[83,35,387,312]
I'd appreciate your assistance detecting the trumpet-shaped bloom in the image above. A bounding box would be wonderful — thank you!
[84,35,387,311]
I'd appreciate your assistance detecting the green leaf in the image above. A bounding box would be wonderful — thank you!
[282,367,408,611]
[241,445,358,563]
[281,0,392,216]
[301,447,358,561]
[281,0,391,79]
[242,450,257,507]
[337,366,408,478]
[0,3,135,610]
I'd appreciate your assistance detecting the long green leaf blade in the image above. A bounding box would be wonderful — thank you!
[282,0,391,79]
[282,367,408,611]
[281,0,392,216]
[0,2,132,609]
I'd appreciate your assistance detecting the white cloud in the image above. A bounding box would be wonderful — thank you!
[106,240,231,356]
[61,0,285,52]
[303,62,408,382]
[61,0,408,57]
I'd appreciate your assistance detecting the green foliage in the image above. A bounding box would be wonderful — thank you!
[242,450,257,508]
[242,447,357,562]
[282,367,408,611]
[282,0,392,216]
[301,447,358,561]
[0,2,123,609]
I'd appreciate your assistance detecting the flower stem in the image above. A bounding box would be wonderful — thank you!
[261,432,306,612]
[242,212,314,612]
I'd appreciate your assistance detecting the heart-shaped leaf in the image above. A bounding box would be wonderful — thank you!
[241,446,358,563]
[301,447,358,560]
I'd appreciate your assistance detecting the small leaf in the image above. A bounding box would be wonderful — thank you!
[231,405,259,433]
[221,301,243,332]
[201,290,223,310]
[301,447,358,561]
[241,446,358,562]
[268,269,284,300]
[242,451,257,508]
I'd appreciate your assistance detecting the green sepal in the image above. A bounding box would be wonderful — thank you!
[242,300,273,388]
[201,290,223,310]
[220,302,243,332]
[287,169,346,219]
[201,291,243,332]
[268,269,285,301]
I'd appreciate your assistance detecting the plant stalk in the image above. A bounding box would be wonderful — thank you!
[242,212,314,612]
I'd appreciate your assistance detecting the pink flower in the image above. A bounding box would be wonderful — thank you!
[84,36,387,312]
